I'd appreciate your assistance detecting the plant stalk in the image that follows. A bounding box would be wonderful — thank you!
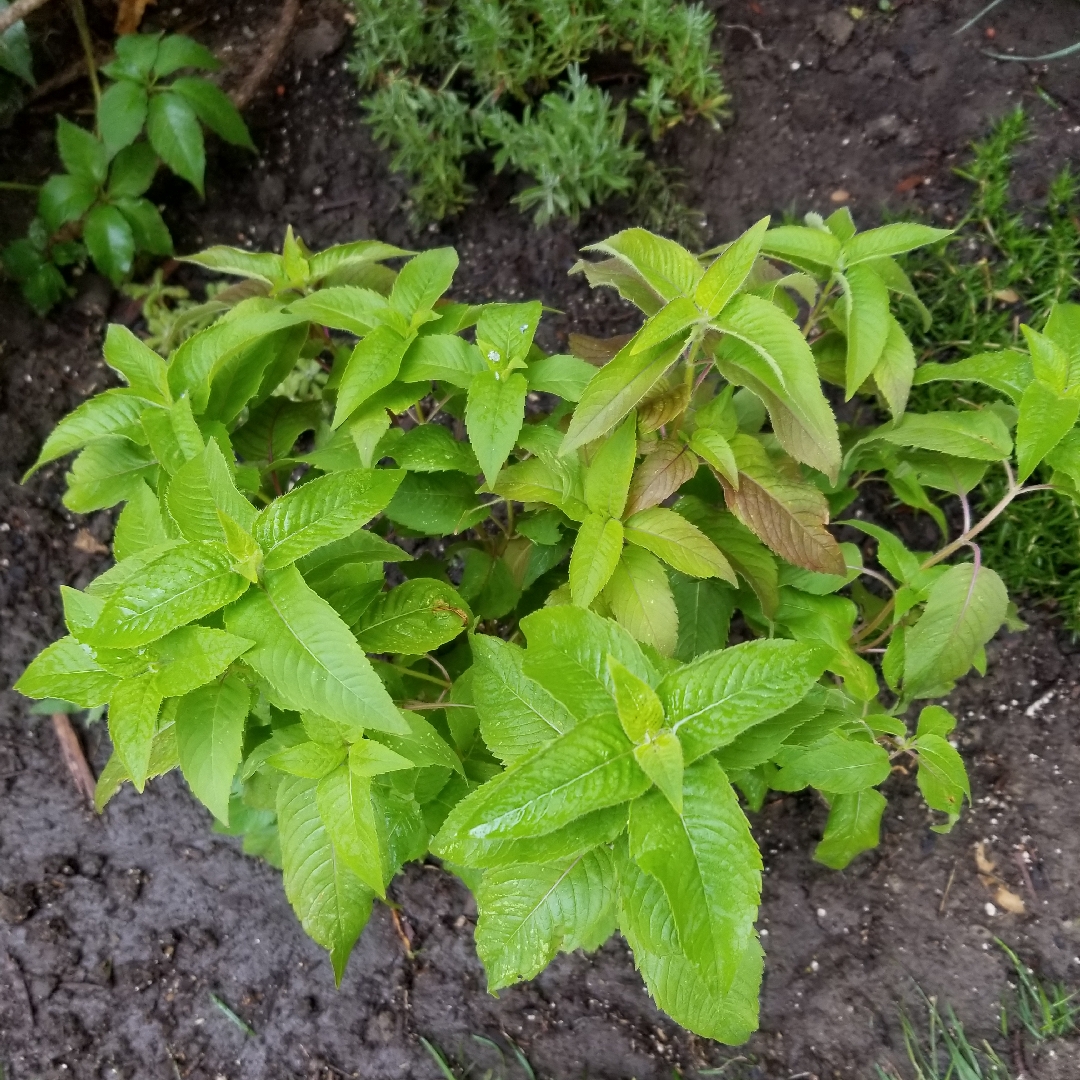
[68,0,100,107]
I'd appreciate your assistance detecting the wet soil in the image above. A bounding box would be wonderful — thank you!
[3,1,1080,1077]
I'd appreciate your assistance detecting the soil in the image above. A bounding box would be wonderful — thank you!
[3,1,1080,1077]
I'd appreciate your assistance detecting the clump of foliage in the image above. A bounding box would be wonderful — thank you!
[19,211,1078,1043]
[350,0,726,224]
[0,0,35,123]
[1,32,253,313]
[904,107,1080,628]
[997,938,1080,1042]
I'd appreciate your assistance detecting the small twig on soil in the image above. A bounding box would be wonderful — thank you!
[230,0,301,110]
[390,907,416,960]
[51,712,96,807]
[721,23,770,50]
[939,860,957,914]
[1012,849,1038,899]
[0,0,54,36]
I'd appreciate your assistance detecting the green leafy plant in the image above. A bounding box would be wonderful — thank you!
[349,0,726,224]
[998,938,1080,1042]
[1,32,253,312]
[18,211,1075,1043]
[0,0,35,121]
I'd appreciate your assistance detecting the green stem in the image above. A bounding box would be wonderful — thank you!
[389,663,451,689]
[0,181,41,192]
[69,0,101,109]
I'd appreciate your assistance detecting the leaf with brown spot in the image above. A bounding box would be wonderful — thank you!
[720,436,845,576]
[638,383,691,434]
[624,441,699,517]
[568,332,635,367]
[115,0,156,34]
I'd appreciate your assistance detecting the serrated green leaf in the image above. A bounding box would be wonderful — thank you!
[917,705,956,739]
[398,333,484,386]
[104,325,170,404]
[389,247,457,318]
[660,639,828,763]
[15,636,119,707]
[147,91,205,194]
[585,229,702,301]
[872,314,915,418]
[317,765,385,896]
[175,674,249,822]
[367,711,460,773]
[153,33,220,76]
[179,245,284,285]
[333,326,411,427]
[470,635,575,764]
[475,849,616,991]
[623,506,735,582]
[1016,379,1079,482]
[56,116,107,184]
[141,397,204,475]
[915,733,970,817]
[842,222,952,267]
[633,729,684,812]
[841,263,890,400]
[520,602,654,722]
[353,579,471,653]
[287,286,387,335]
[465,369,527,486]
[583,412,637,518]
[903,563,1008,699]
[95,723,179,812]
[149,626,253,698]
[561,338,683,456]
[38,173,97,234]
[615,837,761,1044]
[307,239,412,283]
[98,79,148,156]
[0,3,34,85]
[870,410,1013,462]
[384,471,487,535]
[278,774,373,983]
[713,688,828,771]
[760,224,840,269]
[350,739,414,777]
[167,440,256,543]
[771,733,890,793]
[269,739,348,778]
[670,574,734,662]
[525,354,594,401]
[382,423,478,474]
[169,76,254,150]
[696,216,770,317]
[608,656,663,742]
[911,350,1032,404]
[689,429,738,487]
[225,565,406,734]
[60,585,104,638]
[632,296,700,354]
[84,204,136,285]
[434,712,649,854]
[813,788,886,869]
[603,546,678,657]
[628,756,760,993]
[106,141,160,199]
[108,673,163,791]
[568,513,624,607]
[254,468,403,569]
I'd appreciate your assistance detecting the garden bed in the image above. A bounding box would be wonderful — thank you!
[2,1,1080,1077]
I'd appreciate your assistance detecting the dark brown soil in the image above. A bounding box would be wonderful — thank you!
[3,1,1080,1077]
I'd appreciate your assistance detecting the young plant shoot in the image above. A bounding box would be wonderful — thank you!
[19,214,1068,1043]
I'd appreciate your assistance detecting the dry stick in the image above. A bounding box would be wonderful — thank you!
[0,0,54,36]
[230,0,301,110]
[51,713,97,807]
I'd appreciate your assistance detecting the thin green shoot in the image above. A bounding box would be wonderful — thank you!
[209,992,256,1036]
[997,938,1080,1041]
[421,1037,461,1080]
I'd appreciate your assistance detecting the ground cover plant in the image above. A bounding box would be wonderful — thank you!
[349,0,726,224]
[1,30,253,313]
[904,107,1080,629]
[16,211,1080,1046]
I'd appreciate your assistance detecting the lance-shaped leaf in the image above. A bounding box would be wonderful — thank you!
[632,296,701,354]
[87,541,249,648]
[713,688,829,771]
[624,507,736,582]
[225,566,407,735]
[103,324,171,404]
[254,468,404,569]
[108,673,163,791]
[867,410,1013,462]
[466,369,528,485]
[569,257,664,315]
[307,239,412,283]
[911,350,1032,404]
[671,574,735,662]
[813,788,886,869]
[278,774,374,984]
[63,436,158,513]
[872,314,916,418]
[719,438,845,576]
[615,838,762,1044]
[841,222,952,266]
[760,224,840,270]
[142,397,204,474]
[695,216,770,317]
[316,764,386,896]
[270,741,349,779]
[15,636,119,707]
[608,656,664,742]
[569,514,624,607]
[603,546,679,657]
[771,733,891,794]
[520,604,654,721]
[475,848,617,991]
[398,334,484,386]
[179,246,285,285]
[385,472,488,535]
[175,674,249,823]
[288,286,388,335]
[96,724,180,813]
[433,713,650,854]
[353,579,472,653]
[660,638,829,762]
[584,412,637,518]
[624,441,700,516]
[149,626,253,698]
[634,730,684,812]
[903,563,1008,699]
[628,757,761,993]
[713,294,840,478]
[638,383,691,433]
[689,429,738,486]
[561,337,683,456]
[469,635,576,764]
[1015,379,1080,482]
[526,354,596,400]
[333,326,411,427]
[475,302,543,367]
[585,229,702,301]
[382,424,478,474]
[167,440,256,543]
[25,390,150,479]
[389,247,458,318]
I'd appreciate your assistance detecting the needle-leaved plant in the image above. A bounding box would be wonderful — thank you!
[18,213,1067,1043]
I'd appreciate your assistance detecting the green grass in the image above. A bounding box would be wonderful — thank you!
[902,106,1080,630]
[997,938,1080,1042]
[874,991,1014,1080]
